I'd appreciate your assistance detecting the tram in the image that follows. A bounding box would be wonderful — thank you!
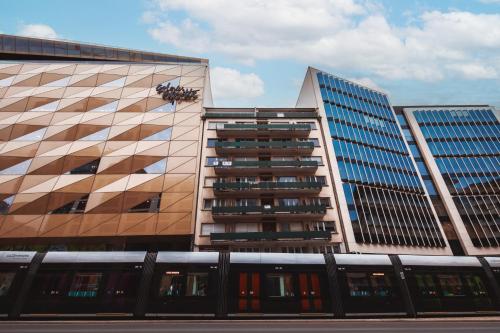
[0,251,499,318]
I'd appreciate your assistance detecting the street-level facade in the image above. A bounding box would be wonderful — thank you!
[0,34,211,251]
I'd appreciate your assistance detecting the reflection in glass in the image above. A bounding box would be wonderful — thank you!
[14,128,47,141]
[100,77,126,87]
[186,273,208,297]
[149,102,176,113]
[80,128,110,141]
[89,100,118,112]
[437,274,466,297]
[30,100,59,112]
[0,159,32,175]
[143,127,172,141]
[0,195,14,214]
[159,272,184,297]
[68,273,102,298]
[266,273,294,297]
[0,272,15,296]
[139,158,167,174]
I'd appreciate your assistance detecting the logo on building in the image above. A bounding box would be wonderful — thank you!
[156,83,199,105]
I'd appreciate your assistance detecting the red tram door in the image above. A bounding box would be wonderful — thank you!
[238,272,260,312]
[299,273,323,312]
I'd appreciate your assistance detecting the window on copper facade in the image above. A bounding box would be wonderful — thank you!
[66,159,100,175]
[127,193,162,213]
[49,195,88,214]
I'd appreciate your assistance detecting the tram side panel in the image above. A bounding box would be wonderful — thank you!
[21,252,145,316]
[400,255,497,315]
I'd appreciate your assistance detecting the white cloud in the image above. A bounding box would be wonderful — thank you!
[145,1,500,81]
[17,24,58,39]
[210,67,264,101]
[478,0,500,4]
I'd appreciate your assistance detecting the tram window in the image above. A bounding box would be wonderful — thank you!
[266,273,295,297]
[185,273,209,297]
[415,274,438,297]
[464,274,489,297]
[0,272,15,296]
[346,272,371,297]
[32,272,70,297]
[437,274,466,297]
[68,273,102,298]
[159,272,184,297]
[370,273,394,297]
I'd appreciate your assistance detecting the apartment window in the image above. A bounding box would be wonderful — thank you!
[201,223,225,235]
[235,223,259,232]
[207,139,218,147]
[279,198,300,206]
[277,176,297,182]
[208,122,226,129]
[310,221,336,233]
[206,157,228,166]
[203,199,214,210]
[204,177,216,187]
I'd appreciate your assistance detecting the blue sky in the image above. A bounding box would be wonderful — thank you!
[1,0,500,108]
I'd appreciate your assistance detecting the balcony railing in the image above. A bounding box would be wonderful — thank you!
[219,123,311,131]
[204,112,318,119]
[214,141,314,149]
[215,123,312,138]
[212,160,319,175]
[212,204,327,215]
[213,160,318,168]
[210,230,331,242]
[213,181,324,193]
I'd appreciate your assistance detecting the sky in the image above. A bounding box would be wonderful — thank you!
[1,0,500,108]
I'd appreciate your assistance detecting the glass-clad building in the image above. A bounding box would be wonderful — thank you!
[403,106,499,255]
[315,71,446,250]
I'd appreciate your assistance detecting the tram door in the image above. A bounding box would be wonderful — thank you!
[238,272,260,312]
[299,273,323,312]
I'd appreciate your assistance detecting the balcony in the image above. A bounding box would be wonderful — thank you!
[212,204,327,221]
[213,181,324,196]
[204,111,318,119]
[216,123,312,138]
[213,160,319,175]
[214,141,315,156]
[210,230,331,242]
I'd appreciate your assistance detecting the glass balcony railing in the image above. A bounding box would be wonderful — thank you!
[213,181,324,192]
[213,160,319,168]
[212,204,327,215]
[214,141,315,150]
[210,230,331,242]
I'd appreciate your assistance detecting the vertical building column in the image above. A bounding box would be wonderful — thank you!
[478,257,500,308]
[389,255,416,318]
[323,253,344,318]
[9,252,46,319]
[134,252,158,318]
[216,251,230,318]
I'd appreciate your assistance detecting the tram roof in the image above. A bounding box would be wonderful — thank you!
[0,251,36,263]
[156,251,219,264]
[399,255,481,267]
[43,251,147,263]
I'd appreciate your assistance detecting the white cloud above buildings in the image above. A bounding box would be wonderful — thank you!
[210,67,264,102]
[17,23,58,39]
[146,0,500,82]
